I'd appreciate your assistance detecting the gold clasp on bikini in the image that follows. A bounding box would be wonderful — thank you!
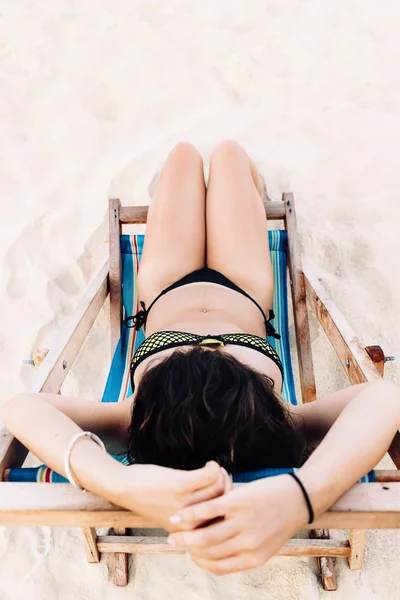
[198,337,225,347]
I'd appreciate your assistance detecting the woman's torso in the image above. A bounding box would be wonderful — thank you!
[133,281,283,393]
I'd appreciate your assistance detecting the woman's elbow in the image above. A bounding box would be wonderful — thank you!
[372,379,400,420]
[0,393,35,428]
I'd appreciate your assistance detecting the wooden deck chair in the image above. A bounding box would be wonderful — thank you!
[1,194,400,591]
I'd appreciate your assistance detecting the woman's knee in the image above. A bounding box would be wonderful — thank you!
[210,139,248,165]
[164,142,203,173]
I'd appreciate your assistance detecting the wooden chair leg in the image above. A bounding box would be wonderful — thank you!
[310,529,337,591]
[81,527,100,563]
[348,529,367,570]
[347,347,382,570]
[113,528,129,586]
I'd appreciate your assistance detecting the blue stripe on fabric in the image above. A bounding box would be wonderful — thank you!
[6,466,376,484]
[6,468,67,483]
[101,234,145,403]
[233,468,376,483]
[267,230,297,405]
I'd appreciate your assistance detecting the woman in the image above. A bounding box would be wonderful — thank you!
[2,140,400,574]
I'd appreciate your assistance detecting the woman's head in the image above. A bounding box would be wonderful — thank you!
[127,347,306,472]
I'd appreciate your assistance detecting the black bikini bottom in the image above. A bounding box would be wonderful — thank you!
[124,267,280,339]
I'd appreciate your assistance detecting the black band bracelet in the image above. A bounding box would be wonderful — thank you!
[287,472,314,524]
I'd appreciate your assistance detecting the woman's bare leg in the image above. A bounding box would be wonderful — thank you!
[138,142,206,306]
[206,140,274,313]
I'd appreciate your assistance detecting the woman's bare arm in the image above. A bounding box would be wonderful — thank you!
[0,392,127,497]
[289,382,370,442]
[26,392,132,446]
[1,392,133,453]
[0,393,227,528]
[297,379,400,515]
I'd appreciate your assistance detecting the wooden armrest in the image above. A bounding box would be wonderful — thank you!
[304,266,400,468]
[0,262,109,476]
[304,267,381,384]
[119,202,286,224]
[1,482,400,529]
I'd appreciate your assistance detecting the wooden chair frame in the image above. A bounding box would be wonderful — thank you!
[1,194,399,590]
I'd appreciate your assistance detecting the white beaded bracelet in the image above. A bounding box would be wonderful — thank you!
[64,431,106,492]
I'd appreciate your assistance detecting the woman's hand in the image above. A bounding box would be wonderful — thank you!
[168,381,400,575]
[167,475,309,574]
[113,461,232,530]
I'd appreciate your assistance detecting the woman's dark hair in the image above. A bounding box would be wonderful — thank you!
[127,347,307,472]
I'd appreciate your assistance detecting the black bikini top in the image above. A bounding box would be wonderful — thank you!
[130,330,284,387]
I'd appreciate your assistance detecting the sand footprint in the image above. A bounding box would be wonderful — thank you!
[0,526,12,558]
[52,266,83,295]
[19,528,54,583]
[108,149,157,205]
[5,224,42,300]
[76,220,109,282]
[350,234,373,268]
[32,526,53,558]
[5,247,32,300]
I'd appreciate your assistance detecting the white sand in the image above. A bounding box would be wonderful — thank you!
[1,1,400,598]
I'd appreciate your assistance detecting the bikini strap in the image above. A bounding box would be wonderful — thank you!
[124,301,147,330]
[125,284,172,331]
[266,309,281,340]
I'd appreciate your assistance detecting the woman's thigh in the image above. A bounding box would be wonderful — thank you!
[206,140,274,313]
[138,142,206,306]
